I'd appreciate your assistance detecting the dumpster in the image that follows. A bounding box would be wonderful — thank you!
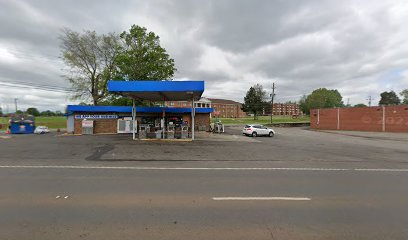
[9,115,35,134]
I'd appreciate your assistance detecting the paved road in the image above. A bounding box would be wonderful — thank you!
[1,127,408,239]
[2,167,408,239]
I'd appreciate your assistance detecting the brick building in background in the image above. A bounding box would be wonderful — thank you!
[209,98,247,118]
[263,103,302,116]
[165,98,247,118]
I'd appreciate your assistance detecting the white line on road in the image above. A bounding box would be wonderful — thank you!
[0,165,408,172]
[212,197,311,201]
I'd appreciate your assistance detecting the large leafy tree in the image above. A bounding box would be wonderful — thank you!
[26,107,40,116]
[400,89,408,105]
[106,25,177,105]
[60,29,121,105]
[116,25,176,80]
[301,88,343,114]
[241,84,268,120]
[61,25,176,106]
[379,91,400,105]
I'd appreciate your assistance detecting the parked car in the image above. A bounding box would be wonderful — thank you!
[242,124,275,137]
[34,126,50,134]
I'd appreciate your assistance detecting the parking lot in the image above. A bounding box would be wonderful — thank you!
[1,126,408,169]
[2,126,408,239]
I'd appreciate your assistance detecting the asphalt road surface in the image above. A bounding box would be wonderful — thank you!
[1,127,408,239]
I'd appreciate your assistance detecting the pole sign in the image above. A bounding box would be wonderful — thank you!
[75,115,118,119]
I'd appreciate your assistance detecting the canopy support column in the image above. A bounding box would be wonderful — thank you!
[192,97,195,140]
[132,97,136,140]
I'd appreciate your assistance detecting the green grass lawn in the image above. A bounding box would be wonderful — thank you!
[0,116,66,130]
[212,115,310,125]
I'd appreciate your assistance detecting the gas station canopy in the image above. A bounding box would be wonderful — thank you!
[108,80,204,101]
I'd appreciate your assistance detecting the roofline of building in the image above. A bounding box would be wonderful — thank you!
[66,105,213,116]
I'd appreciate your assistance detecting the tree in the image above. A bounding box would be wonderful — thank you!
[379,91,400,105]
[242,84,268,120]
[60,29,121,105]
[26,107,40,116]
[298,95,308,114]
[354,103,367,108]
[40,110,56,116]
[0,107,3,117]
[301,88,343,114]
[60,25,177,106]
[400,89,408,105]
[116,25,176,80]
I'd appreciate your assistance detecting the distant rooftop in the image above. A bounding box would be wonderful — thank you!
[208,98,242,105]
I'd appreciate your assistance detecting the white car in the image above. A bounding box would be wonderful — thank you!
[243,124,275,137]
[34,126,50,134]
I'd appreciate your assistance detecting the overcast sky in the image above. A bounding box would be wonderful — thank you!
[1,0,408,112]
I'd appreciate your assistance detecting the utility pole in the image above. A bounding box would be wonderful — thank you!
[367,96,372,107]
[270,83,275,124]
[346,98,350,107]
[14,98,18,113]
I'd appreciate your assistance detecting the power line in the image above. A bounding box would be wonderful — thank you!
[0,79,71,91]
[0,82,74,93]
[2,47,62,62]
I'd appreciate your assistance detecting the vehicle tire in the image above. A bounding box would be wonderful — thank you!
[269,131,274,137]
[252,132,257,137]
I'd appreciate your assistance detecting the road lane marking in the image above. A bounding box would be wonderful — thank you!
[1,165,408,172]
[212,197,311,201]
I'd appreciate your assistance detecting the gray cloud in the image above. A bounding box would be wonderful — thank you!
[1,0,408,112]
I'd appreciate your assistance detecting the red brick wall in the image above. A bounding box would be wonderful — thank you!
[310,105,408,132]
[181,113,210,131]
[74,119,117,134]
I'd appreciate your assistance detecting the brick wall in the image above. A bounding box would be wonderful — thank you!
[310,105,408,132]
[74,119,117,134]
[181,113,210,131]
[195,113,210,131]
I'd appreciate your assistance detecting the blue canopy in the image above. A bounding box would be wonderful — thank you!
[108,80,204,101]
[66,105,213,115]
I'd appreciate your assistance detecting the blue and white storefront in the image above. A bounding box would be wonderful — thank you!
[66,80,213,140]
